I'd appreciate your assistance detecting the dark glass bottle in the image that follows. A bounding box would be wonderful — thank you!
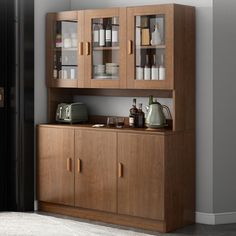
[144,54,151,80]
[136,103,145,128]
[105,18,112,47]
[129,98,138,127]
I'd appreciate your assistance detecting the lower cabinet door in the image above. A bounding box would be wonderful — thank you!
[117,133,165,220]
[37,127,75,206]
[75,130,117,213]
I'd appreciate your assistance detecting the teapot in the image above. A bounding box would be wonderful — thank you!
[145,96,172,128]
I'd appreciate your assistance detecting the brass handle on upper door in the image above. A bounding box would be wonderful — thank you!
[66,158,72,172]
[77,159,82,173]
[85,42,90,55]
[128,40,133,55]
[118,163,123,178]
[79,42,83,55]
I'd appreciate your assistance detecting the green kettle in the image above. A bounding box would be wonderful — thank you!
[145,96,172,128]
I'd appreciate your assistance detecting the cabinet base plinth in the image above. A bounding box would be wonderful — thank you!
[38,202,194,233]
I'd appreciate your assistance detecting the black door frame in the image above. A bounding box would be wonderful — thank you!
[0,0,34,211]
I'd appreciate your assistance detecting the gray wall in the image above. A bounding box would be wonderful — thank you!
[34,0,71,125]
[70,0,214,214]
[74,96,172,118]
[213,0,236,213]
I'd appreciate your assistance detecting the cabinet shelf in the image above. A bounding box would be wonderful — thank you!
[54,47,77,51]
[136,45,166,49]
[93,75,119,80]
[53,78,77,81]
[61,65,78,67]
[93,46,120,51]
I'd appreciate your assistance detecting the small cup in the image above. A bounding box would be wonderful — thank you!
[116,117,125,128]
[107,117,116,127]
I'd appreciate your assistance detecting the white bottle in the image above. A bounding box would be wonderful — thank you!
[99,19,105,47]
[151,54,159,80]
[151,24,162,46]
[159,54,165,80]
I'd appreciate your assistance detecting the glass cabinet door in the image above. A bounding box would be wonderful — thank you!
[127,6,173,89]
[92,17,119,80]
[84,9,126,88]
[54,20,77,79]
[46,12,84,88]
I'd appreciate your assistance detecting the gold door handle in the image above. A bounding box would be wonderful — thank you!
[67,158,72,172]
[128,40,133,55]
[79,42,83,55]
[85,42,90,55]
[77,159,82,173]
[118,163,123,178]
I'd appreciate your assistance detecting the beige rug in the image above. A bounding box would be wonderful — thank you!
[0,212,152,236]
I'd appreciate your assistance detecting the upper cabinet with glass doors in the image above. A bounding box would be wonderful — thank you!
[46,11,84,88]
[126,5,174,89]
[46,5,195,90]
[83,8,126,88]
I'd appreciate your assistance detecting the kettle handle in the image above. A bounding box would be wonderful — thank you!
[162,105,172,119]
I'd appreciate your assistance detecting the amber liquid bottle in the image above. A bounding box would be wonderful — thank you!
[129,98,138,127]
[136,103,145,128]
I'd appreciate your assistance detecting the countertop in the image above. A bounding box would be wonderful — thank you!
[37,123,181,136]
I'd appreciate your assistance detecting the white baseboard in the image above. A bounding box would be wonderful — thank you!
[196,211,236,225]
[34,200,38,211]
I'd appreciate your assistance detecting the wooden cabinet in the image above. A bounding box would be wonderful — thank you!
[117,133,164,220]
[37,126,117,213]
[37,125,195,232]
[74,130,117,212]
[46,4,194,90]
[41,3,195,233]
[37,127,74,206]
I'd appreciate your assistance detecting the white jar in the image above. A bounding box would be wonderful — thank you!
[63,33,72,48]
[70,68,75,80]
[71,33,77,48]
